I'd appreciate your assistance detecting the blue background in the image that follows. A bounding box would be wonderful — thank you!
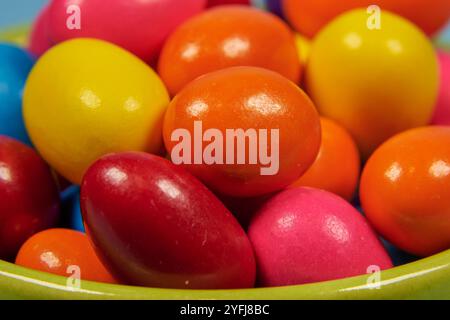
[0,0,48,28]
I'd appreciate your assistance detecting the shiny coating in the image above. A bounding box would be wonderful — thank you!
[306,9,439,159]
[23,39,170,184]
[158,6,301,95]
[80,152,256,289]
[248,187,392,287]
[0,136,60,261]
[163,66,321,197]
[15,229,117,284]
[361,126,450,257]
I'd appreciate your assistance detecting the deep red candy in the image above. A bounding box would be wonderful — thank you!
[81,152,256,289]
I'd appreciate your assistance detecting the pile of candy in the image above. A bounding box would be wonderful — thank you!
[0,0,449,290]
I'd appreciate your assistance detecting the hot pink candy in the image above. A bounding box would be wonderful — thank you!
[431,51,450,125]
[248,187,392,287]
[28,5,52,57]
[48,0,207,63]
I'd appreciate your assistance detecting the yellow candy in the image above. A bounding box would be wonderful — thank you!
[24,39,170,184]
[306,9,438,159]
[295,33,311,66]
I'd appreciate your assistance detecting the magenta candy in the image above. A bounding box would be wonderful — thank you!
[248,187,392,287]
[48,0,206,63]
[81,152,256,289]
[28,5,52,57]
[432,51,450,125]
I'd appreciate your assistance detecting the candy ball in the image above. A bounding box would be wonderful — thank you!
[306,10,438,159]
[290,118,360,201]
[158,6,301,95]
[0,44,34,144]
[163,66,321,197]
[283,0,450,38]
[28,5,52,57]
[361,126,450,257]
[431,51,450,125]
[16,229,117,284]
[23,39,170,184]
[248,187,392,286]
[81,152,256,289]
[48,0,206,63]
[0,136,60,261]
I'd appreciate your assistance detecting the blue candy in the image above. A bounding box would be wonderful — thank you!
[70,191,85,232]
[0,43,34,144]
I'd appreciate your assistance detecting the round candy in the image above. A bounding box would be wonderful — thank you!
[48,0,206,63]
[0,44,34,144]
[158,6,301,95]
[431,51,450,125]
[23,39,170,184]
[361,126,450,257]
[248,187,392,287]
[306,9,438,159]
[28,5,52,57]
[163,66,321,197]
[16,229,117,284]
[283,0,450,38]
[81,152,256,289]
[0,136,60,261]
[291,118,360,201]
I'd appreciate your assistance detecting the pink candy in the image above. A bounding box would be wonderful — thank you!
[431,51,450,125]
[28,6,52,57]
[248,187,392,287]
[47,0,207,63]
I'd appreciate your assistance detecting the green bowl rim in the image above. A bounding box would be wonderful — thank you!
[1,249,450,300]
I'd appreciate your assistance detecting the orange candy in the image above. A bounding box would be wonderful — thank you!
[158,6,301,96]
[361,127,450,257]
[163,66,321,197]
[291,118,360,201]
[282,0,450,38]
[15,229,118,284]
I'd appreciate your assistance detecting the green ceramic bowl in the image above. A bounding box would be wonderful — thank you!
[1,249,450,300]
[1,25,450,300]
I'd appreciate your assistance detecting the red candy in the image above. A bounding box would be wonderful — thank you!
[0,136,60,261]
[81,152,256,289]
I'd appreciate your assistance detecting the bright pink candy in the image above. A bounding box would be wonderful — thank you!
[28,5,52,57]
[48,0,207,63]
[431,51,450,125]
[248,187,392,287]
